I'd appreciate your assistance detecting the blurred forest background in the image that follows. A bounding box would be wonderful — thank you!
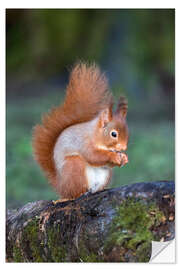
[6,9,175,208]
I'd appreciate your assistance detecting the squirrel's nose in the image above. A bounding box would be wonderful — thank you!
[116,143,127,151]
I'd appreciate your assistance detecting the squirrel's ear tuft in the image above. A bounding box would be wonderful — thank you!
[99,107,112,128]
[115,96,128,119]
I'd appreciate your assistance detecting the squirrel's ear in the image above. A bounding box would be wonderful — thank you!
[115,96,128,119]
[99,107,112,128]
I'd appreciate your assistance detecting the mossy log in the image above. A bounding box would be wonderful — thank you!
[6,181,175,262]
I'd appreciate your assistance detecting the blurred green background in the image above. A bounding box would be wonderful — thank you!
[6,9,175,208]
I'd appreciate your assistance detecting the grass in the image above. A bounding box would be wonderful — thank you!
[6,92,175,208]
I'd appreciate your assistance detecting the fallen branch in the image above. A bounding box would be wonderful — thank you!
[6,181,175,262]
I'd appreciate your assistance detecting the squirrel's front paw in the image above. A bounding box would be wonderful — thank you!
[111,152,128,167]
[119,152,128,167]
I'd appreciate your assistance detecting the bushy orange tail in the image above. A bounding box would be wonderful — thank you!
[32,62,113,187]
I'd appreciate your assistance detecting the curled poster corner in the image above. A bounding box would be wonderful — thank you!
[150,239,175,263]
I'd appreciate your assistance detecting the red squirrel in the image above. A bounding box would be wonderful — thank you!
[32,62,129,200]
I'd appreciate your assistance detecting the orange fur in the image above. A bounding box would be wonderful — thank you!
[57,155,88,199]
[84,142,128,168]
[58,154,113,199]
[115,96,128,118]
[32,62,113,189]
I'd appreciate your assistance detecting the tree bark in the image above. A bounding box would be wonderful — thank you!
[6,181,175,262]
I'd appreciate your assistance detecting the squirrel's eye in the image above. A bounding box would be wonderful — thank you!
[111,130,117,138]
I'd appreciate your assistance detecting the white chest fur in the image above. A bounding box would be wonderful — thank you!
[85,165,110,193]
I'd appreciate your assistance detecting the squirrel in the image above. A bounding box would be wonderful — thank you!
[32,62,129,200]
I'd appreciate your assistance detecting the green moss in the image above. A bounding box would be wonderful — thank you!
[13,218,67,262]
[104,198,164,262]
[77,234,103,262]
[78,246,102,262]
[9,217,43,262]
[21,217,44,262]
[80,252,100,262]
[47,225,66,262]
[13,245,24,262]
